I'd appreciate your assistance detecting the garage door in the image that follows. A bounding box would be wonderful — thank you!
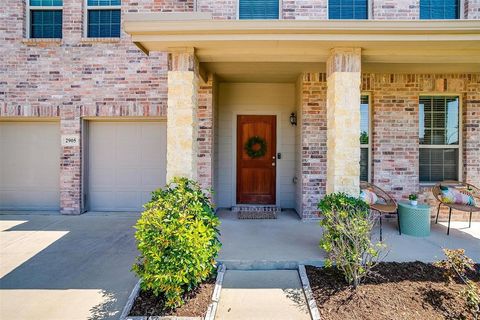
[0,122,60,210]
[87,121,167,211]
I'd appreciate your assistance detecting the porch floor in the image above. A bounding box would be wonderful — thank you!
[217,209,480,269]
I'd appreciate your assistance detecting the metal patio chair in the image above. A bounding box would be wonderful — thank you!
[432,181,480,235]
[360,181,399,241]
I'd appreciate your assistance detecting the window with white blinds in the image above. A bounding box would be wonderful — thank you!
[419,96,460,182]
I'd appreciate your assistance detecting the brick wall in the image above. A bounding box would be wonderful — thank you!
[297,73,480,220]
[196,0,237,19]
[362,73,480,221]
[299,73,328,219]
[372,0,419,19]
[465,0,480,18]
[282,0,327,19]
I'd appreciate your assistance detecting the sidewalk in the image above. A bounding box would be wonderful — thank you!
[215,270,310,320]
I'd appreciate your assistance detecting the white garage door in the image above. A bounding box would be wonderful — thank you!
[87,121,167,212]
[0,122,60,210]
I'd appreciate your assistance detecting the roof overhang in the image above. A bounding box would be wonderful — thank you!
[124,14,480,65]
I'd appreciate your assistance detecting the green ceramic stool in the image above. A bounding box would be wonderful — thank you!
[398,201,431,237]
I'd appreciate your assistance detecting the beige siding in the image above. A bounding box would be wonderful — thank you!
[216,83,297,209]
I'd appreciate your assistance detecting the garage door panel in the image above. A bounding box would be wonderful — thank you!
[115,192,141,211]
[0,122,60,210]
[88,121,166,212]
[116,168,142,188]
[89,191,115,211]
[142,169,165,189]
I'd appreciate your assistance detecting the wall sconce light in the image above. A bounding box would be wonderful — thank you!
[289,112,297,126]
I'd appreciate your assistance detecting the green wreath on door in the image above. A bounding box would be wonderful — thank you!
[244,136,267,159]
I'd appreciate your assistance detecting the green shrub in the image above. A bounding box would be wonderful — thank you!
[132,177,221,308]
[318,192,385,288]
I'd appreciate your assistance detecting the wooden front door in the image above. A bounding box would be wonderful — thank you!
[236,115,276,205]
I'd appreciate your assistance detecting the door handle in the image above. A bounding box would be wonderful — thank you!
[272,162,276,167]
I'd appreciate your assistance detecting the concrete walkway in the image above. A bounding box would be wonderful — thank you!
[0,212,139,320]
[218,210,323,269]
[218,209,480,265]
[215,270,310,320]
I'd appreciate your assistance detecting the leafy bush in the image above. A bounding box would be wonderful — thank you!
[132,177,221,308]
[318,192,385,288]
[435,249,480,319]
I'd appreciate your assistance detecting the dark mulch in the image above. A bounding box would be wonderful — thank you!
[306,262,480,320]
[128,276,216,317]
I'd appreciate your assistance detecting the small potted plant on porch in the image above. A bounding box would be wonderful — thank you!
[408,193,418,206]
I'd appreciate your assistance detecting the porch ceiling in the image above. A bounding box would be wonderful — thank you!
[124,14,480,67]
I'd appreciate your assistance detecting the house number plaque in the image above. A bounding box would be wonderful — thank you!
[61,134,80,147]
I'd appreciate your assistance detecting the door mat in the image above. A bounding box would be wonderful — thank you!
[237,211,277,219]
[232,206,280,219]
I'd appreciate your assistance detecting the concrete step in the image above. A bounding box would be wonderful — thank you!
[219,259,324,270]
[215,270,311,320]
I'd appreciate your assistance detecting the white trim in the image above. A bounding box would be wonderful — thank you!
[231,111,282,207]
[83,0,121,38]
[418,94,462,183]
[26,2,63,39]
[360,92,372,183]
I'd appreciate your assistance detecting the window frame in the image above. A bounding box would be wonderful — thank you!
[418,93,463,185]
[83,0,122,38]
[419,0,462,19]
[237,0,283,20]
[327,0,372,19]
[360,92,373,183]
[26,1,63,39]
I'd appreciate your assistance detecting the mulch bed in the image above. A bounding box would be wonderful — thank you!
[306,262,480,320]
[128,276,216,318]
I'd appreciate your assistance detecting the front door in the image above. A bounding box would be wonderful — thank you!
[236,115,276,205]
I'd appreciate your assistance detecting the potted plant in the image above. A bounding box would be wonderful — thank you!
[408,193,418,206]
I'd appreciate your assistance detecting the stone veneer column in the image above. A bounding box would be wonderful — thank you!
[166,48,199,181]
[326,48,362,196]
[197,75,215,191]
[60,106,82,214]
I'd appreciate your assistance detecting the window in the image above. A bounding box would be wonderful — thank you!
[329,0,368,19]
[28,0,63,39]
[420,0,459,19]
[239,0,279,19]
[360,95,371,182]
[419,96,460,183]
[86,0,121,38]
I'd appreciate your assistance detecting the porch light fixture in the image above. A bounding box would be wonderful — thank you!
[289,112,297,126]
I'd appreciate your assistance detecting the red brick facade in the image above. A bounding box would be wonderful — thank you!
[0,1,479,217]
[298,73,328,219]
[299,73,480,220]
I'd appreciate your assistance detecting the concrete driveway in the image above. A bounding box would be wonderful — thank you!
[0,211,140,320]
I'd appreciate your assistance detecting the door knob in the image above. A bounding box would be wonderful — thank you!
[272,162,276,167]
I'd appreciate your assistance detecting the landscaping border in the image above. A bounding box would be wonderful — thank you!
[298,265,321,320]
[120,264,226,320]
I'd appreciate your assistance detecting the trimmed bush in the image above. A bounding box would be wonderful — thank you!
[132,177,221,308]
[318,192,385,288]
